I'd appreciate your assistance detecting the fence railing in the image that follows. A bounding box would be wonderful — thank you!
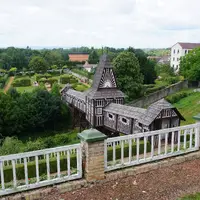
[104,123,200,171]
[0,143,82,196]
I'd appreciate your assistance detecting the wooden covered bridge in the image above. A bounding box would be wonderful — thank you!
[61,54,185,136]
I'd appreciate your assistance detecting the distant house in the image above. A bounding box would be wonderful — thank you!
[171,42,200,71]
[83,61,97,72]
[147,56,161,62]
[158,55,170,65]
[68,53,89,62]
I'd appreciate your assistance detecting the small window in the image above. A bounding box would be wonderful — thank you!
[121,117,129,125]
[177,50,179,54]
[173,57,175,61]
[108,113,114,120]
[177,58,179,61]
[173,49,175,54]
[185,50,187,54]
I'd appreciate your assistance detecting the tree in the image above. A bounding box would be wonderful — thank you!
[113,51,144,100]
[127,47,157,84]
[180,48,200,81]
[88,49,99,64]
[28,56,48,73]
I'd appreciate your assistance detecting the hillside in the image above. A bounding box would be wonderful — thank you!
[174,91,200,125]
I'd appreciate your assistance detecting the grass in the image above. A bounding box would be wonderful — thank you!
[16,86,35,93]
[174,91,200,125]
[180,193,200,200]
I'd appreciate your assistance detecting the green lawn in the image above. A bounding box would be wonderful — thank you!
[180,193,200,200]
[174,92,200,125]
[16,86,35,93]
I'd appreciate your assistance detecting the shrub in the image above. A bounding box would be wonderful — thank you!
[3,155,77,183]
[12,78,31,87]
[165,91,193,104]
[36,74,45,81]
[60,74,71,84]
[145,85,166,95]
[107,140,151,161]
[47,77,58,85]
[75,84,88,92]
[38,78,47,84]
[0,74,8,89]
[44,73,52,79]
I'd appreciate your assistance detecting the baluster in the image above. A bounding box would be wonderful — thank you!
[151,135,154,158]
[189,129,193,149]
[144,136,147,160]
[129,139,132,163]
[0,161,5,190]
[121,140,124,164]
[171,131,175,153]
[104,141,108,170]
[35,156,39,183]
[178,130,181,151]
[136,138,140,162]
[12,160,17,188]
[184,129,187,149]
[67,150,70,176]
[113,142,116,164]
[24,158,28,186]
[46,154,50,180]
[165,133,168,155]
[57,152,60,178]
[195,126,200,148]
[158,134,161,155]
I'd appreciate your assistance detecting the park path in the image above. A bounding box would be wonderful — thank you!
[4,76,14,93]
[42,159,200,200]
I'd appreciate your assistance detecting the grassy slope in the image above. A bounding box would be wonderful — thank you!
[174,92,200,125]
[181,193,200,200]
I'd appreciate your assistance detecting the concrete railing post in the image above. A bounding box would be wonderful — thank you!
[78,128,107,182]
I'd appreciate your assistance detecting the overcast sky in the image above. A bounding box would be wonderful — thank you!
[0,0,200,48]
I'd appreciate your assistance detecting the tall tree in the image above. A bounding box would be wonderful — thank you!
[88,49,99,64]
[113,51,144,100]
[28,56,48,73]
[127,47,157,84]
[180,47,200,81]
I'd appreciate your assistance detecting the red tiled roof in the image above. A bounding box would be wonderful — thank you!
[178,42,200,49]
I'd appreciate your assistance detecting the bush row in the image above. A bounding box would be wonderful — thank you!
[3,140,150,183]
[145,85,166,95]
[3,155,77,183]
[60,74,78,84]
[165,90,193,104]
[0,74,8,89]
[12,78,31,87]
[38,77,58,85]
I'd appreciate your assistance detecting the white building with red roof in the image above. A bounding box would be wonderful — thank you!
[171,42,200,71]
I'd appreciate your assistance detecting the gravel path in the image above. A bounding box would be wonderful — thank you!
[43,159,200,200]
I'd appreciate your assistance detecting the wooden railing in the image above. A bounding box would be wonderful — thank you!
[104,123,200,171]
[0,144,82,196]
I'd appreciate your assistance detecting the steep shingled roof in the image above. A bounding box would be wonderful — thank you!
[104,103,146,119]
[85,54,125,99]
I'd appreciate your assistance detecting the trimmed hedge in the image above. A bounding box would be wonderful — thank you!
[47,77,58,85]
[165,91,193,104]
[3,154,77,183]
[107,140,151,161]
[12,78,31,87]
[75,84,88,92]
[60,75,78,84]
[0,74,8,89]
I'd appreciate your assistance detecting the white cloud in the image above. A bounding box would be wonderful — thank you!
[0,0,200,48]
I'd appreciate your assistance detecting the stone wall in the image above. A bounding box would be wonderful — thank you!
[128,80,188,108]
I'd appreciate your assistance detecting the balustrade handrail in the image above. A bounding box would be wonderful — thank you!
[106,123,200,143]
[0,143,80,161]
